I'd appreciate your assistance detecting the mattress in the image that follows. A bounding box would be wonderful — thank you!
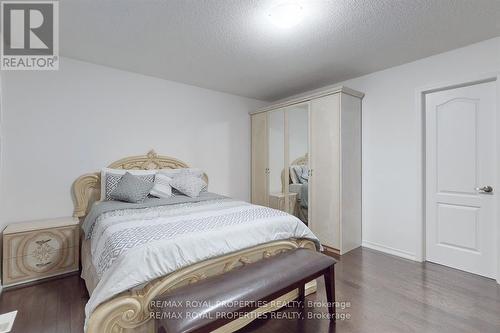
[81,238,98,295]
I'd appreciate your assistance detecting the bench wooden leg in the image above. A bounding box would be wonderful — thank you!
[323,265,336,322]
[298,283,305,308]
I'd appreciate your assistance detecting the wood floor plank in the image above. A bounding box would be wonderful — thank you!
[0,247,498,333]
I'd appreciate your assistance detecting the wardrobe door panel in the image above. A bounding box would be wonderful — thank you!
[340,93,362,253]
[251,113,268,206]
[287,104,310,223]
[310,94,341,249]
[268,109,286,210]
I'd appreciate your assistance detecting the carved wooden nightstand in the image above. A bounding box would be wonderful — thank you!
[269,192,298,215]
[2,217,79,288]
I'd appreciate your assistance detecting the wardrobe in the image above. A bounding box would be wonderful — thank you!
[250,86,363,254]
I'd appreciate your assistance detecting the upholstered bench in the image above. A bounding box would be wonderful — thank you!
[151,248,337,333]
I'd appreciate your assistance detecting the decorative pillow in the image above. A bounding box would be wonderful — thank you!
[159,168,207,191]
[289,165,300,184]
[109,172,154,203]
[149,174,173,198]
[101,168,156,201]
[292,165,309,184]
[170,175,207,198]
[159,168,203,178]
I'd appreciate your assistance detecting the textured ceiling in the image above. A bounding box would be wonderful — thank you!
[60,0,500,101]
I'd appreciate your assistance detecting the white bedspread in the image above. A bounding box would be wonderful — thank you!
[84,197,320,329]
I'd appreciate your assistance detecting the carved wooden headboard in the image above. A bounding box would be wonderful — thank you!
[71,150,208,219]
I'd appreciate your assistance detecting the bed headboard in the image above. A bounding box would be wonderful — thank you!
[72,150,208,219]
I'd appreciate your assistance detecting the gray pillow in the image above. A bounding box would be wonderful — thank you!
[170,175,207,198]
[104,172,155,200]
[292,165,309,184]
[109,172,155,203]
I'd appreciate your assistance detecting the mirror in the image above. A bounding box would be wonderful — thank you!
[287,104,309,224]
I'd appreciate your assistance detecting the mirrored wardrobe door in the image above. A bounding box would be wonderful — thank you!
[286,103,310,224]
[267,109,286,212]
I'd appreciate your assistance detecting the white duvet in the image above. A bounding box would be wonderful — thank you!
[84,197,320,329]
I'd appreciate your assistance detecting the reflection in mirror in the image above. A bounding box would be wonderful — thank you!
[286,105,309,224]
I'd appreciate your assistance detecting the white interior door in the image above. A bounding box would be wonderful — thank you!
[425,80,497,278]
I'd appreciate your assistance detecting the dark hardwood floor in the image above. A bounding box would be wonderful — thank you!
[0,272,87,333]
[1,247,499,333]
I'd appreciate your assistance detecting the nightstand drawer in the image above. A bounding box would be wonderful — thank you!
[3,226,78,259]
[2,246,79,286]
[2,217,80,288]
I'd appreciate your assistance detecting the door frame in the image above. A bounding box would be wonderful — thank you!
[415,72,500,283]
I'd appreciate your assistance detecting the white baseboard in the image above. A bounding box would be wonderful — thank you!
[362,240,417,261]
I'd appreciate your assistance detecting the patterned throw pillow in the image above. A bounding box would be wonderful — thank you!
[160,168,208,192]
[159,168,203,178]
[149,174,173,198]
[289,165,300,184]
[109,172,155,203]
[292,165,309,184]
[101,168,156,201]
[170,175,207,198]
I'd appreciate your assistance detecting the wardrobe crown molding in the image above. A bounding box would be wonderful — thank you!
[250,85,364,115]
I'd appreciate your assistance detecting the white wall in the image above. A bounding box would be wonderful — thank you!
[317,37,500,260]
[0,57,265,228]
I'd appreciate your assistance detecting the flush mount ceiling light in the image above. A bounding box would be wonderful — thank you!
[268,2,304,29]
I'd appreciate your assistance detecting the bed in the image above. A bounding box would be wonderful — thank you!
[72,150,320,333]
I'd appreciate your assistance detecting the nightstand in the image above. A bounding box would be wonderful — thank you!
[269,192,298,214]
[2,217,80,288]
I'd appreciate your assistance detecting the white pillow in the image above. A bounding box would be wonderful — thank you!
[170,175,207,198]
[100,168,156,201]
[160,168,207,192]
[149,174,173,198]
[159,168,204,179]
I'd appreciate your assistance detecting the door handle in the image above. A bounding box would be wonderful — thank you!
[475,186,493,193]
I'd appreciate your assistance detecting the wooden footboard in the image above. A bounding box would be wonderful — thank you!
[86,239,317,333]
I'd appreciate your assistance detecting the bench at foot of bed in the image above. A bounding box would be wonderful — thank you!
[152,248,337,333]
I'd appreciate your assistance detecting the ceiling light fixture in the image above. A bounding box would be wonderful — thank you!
[268,2,304,29]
